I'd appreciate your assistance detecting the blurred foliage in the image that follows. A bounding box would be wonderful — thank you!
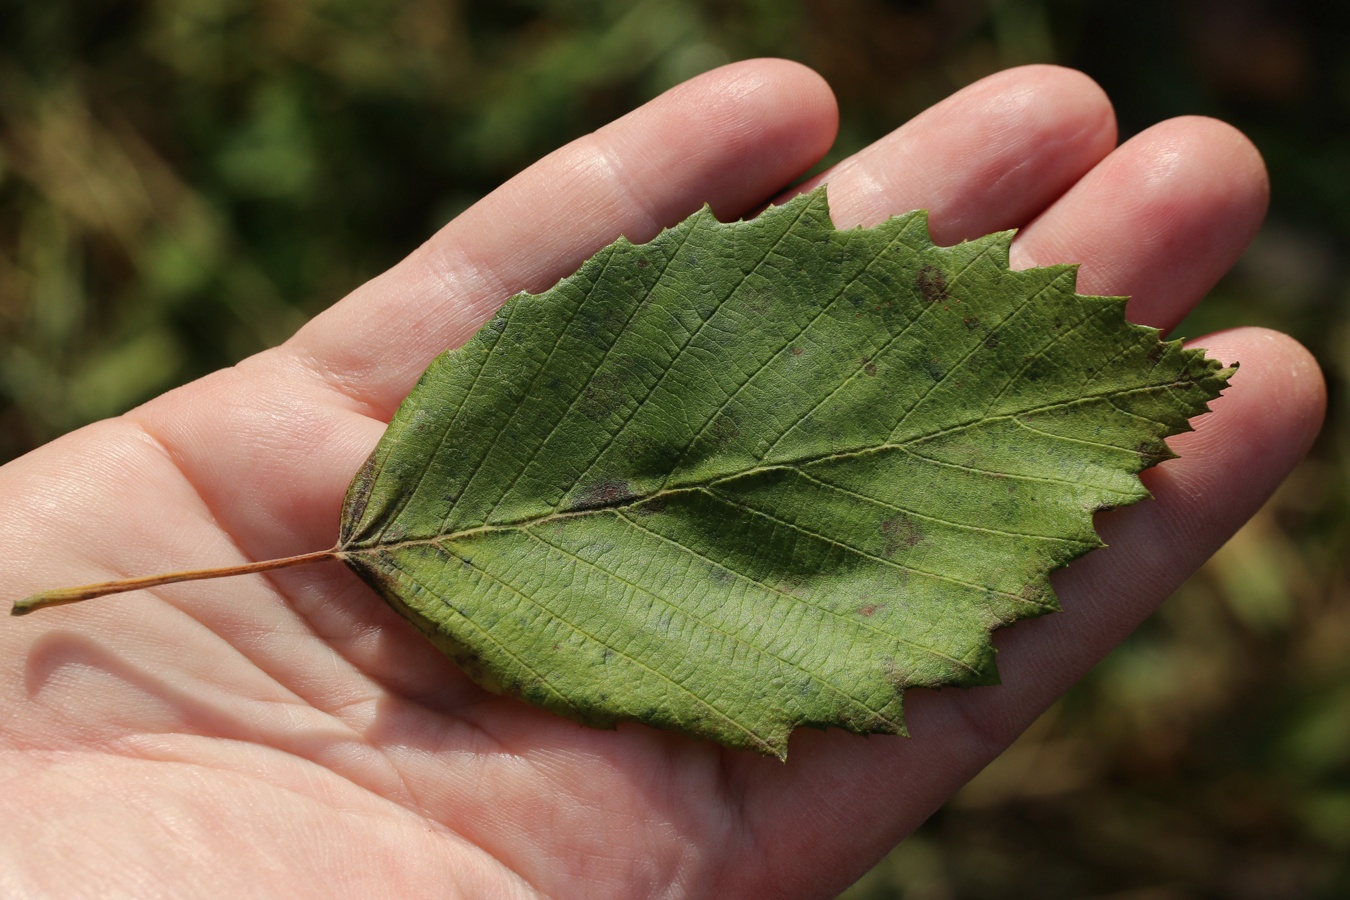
[1,0,1348,896]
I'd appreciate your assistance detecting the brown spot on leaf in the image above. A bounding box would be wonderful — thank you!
[859,604,879,617]
[984,334,1001,350]
[880,515,923,556]
[632,495,667,516]
[916,264,948,303]
[790,346,804,357]
[863,361,878,377]
[576,479,638,510]
[1147,343,1165,364]
[636,257,650,269]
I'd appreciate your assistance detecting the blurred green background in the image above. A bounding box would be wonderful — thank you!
[1,0,1347,896]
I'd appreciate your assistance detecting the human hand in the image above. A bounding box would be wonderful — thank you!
[0,60,1324,897]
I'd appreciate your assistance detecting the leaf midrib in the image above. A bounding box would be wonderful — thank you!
[342,376,1186,554]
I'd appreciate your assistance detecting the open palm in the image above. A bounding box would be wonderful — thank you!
[0,61,1324,897]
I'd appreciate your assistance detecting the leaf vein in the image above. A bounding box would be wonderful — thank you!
[889,270,1069,440]
[1010,417,1135,453]
[980,294,1107,417]
[354,379,1196,551]
[441,244,626,535]
[787,466,1097,546]
[669,214,926,475]
[894,445,1136,494]
[475,226,694,525]
[362,293,525,544]
[559,201,814,509]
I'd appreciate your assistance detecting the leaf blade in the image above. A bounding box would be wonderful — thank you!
[339,187,1231,756]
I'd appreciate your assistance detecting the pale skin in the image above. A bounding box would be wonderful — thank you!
[0,61,1326,897]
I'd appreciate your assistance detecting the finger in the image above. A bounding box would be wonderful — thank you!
[286,58,839,419]
[793,64,1117,242]
[1010,116,1269,331]
[735,327,1325,898]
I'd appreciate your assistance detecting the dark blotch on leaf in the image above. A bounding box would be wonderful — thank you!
[576,479,638,511]
[632,496,667,516]
[341,451,379,539]
[916,264,948,303]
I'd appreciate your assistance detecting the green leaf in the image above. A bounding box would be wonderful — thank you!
[337,187,1231,758]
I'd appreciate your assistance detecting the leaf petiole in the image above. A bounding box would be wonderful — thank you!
[10,548,340,616]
